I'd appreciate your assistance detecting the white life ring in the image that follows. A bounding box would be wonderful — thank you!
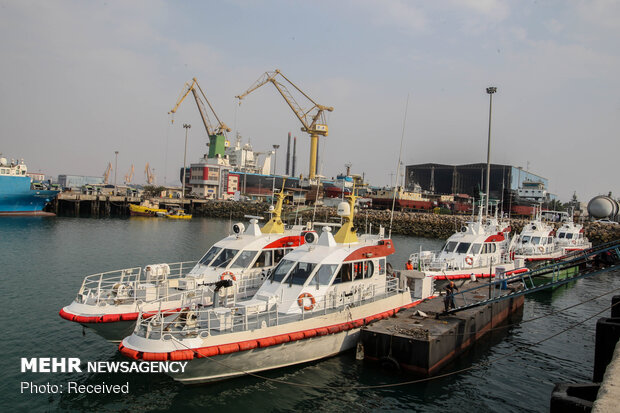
[465,256,474,266]
[538,246,544,252]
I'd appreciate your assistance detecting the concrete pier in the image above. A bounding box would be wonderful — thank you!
[360,282,524,374]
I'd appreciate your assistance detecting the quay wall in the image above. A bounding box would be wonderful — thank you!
[52,197,620,244]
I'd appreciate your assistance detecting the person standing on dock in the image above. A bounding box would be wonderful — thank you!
[406,260,413,270]
[444,281,459,311]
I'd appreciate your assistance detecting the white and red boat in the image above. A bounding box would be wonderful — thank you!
[119,193,421,384]
[408,211,522,280]
[60,190,312,342]
[513,212,563,262]
[555,220,592,253]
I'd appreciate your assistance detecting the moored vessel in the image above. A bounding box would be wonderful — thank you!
[60,190,311,342]
[408,208,521,280]
[119,192,419,383]
[513,211,563,262]
[0,156,58,216]
[128,200,168,217]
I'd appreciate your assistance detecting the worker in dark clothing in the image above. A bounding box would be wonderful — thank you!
[444,281,459,311]
[406,260,413,270]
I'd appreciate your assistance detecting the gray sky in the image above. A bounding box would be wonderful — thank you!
[1,0,618,202]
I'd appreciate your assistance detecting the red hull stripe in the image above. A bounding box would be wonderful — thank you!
[59,307,182,324]
[118,299,432,361]
[432,267,528,281]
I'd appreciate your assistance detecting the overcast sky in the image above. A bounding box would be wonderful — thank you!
[1,0,618,201]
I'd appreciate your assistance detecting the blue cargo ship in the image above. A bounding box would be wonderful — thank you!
[0,156,59,216]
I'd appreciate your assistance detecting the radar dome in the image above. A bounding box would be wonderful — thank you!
[337,201,350,217]
[0,158,7,166]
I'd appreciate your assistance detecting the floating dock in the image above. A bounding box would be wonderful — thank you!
[360,282,524,375]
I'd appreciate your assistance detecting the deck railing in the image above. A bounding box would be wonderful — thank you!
[76,261,197,306]
[133,277,403,341]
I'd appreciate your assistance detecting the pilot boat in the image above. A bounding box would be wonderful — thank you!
[408,210,520,281]
[555,220,591,253]
[60,190,311,342]
[513,212,563,262]
[119,193,418,384]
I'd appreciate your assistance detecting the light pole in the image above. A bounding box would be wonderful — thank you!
[114,151,119,195]
[485,86,497,216]
[182,124,191,198]
[272,144,280,175]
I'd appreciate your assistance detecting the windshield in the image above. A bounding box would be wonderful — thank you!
[456,242,471,254]
[287,262,317,286]
[230,250,259,269]
[443,241,458,253]
[558,232,566,239]
[199,246,222,266]
[565,233,573,239]
[531,237,541,244]
[270,259,295,283]
[210,249,239,268]
[521,236,531,243]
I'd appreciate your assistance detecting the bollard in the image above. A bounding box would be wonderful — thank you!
[612,295,620,318]
[593,317,620,382]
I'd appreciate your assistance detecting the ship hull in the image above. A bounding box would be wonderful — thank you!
[0,176,58,215]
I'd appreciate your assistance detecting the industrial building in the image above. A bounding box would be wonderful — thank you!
[405,163,548,201]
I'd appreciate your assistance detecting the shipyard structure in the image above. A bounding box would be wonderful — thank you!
[405,163,554,216]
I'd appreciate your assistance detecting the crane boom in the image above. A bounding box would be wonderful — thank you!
[103,162,112,185]
[169,78,231,137]
[235,69,333,179]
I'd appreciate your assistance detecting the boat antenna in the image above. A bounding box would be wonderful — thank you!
[389,93,410,239]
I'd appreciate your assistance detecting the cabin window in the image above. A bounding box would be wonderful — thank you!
[521,236,531,243]
[211,248,239,268]
[481,244,487,254]
[333,263,353,284]
[273,249,287,264]
[287,262,317,286]
[254,250,273,268]
[270,259,295,283]
[471,244,482,255]
[456,242,471,254]
[532,237,541,245]
[548,237,553,243]
[199,246,222,266]
[491,244,497,253]
[542,238,547,245]
[310,264,338,286]
[365,261,375,278]
[353,262,365,280]
[558,232,566,239]
[579,233,583,239]
[566,233,573,239]
[230,250,259,268]
[444,241,458,253]
[378,258,385,275]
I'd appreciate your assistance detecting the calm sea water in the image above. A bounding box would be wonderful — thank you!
[0,216,617,412]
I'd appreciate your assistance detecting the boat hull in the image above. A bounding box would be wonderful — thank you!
[121,291,415,383]
[175,327,361,384]
[0,178,58,215]
[129,204,167,217]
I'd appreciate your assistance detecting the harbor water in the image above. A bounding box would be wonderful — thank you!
[1,216,617,412]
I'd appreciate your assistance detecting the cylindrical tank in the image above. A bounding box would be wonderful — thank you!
[587,195,619,219]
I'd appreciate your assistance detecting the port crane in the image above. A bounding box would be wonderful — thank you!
[124,165,134,184]
[144,163,155,185]
[103,163,112,185]
[236,69,333,180]
[169,78,231,138]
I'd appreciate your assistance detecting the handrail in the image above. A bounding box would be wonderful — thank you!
[133,277,403,341]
